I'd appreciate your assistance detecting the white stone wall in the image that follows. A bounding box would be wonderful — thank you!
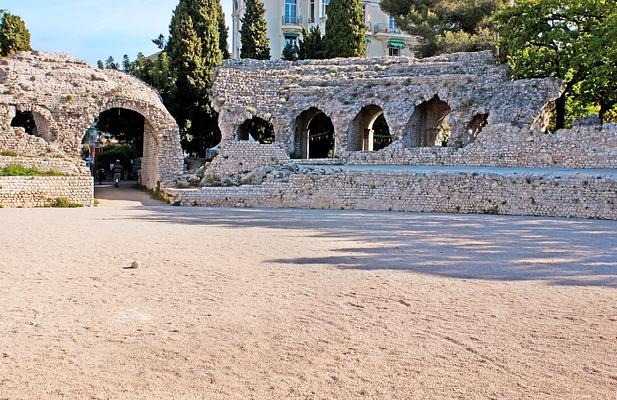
[164,170,617,220]
[0,176,94,208]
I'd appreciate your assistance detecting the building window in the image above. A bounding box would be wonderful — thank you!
[310,0,315,22]
[285,35,298,47]
[321,0,330,18]
[284,0,297,24]
[389,16,400,33]
[388,47,400,56]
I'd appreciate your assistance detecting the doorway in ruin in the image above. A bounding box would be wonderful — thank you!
[11,109,53,142]
[347,105,392,151]
[237,117,275,143]
[89,107,160,189]
[405,96,451,147]
[293,108,335,159]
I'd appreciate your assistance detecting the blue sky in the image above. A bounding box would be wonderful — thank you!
[2,0,233,66]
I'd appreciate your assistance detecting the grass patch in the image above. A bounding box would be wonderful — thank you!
[49,198,83,208]
[0,164,69,177]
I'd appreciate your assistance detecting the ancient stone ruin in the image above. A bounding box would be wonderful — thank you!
[165,51,617,220]
[0,51,183,207]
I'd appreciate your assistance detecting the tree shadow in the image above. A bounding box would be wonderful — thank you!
[135,207,617,287]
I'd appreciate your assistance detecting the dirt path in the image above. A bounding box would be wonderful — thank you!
[94,183,167,207]
[0,206,615,399]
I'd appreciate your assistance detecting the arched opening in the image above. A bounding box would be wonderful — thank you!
[467,113,488,139]
[405,96,452,148]
[347,105,392,151]
[11,109,52,142]
[237,117,275,144]
[88,107,159,189]
[293,108,335,159]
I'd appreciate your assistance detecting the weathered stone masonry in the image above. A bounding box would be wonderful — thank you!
[167,51,617,220]
[0,52,184,207]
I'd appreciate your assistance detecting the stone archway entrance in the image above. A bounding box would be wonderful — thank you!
[89,107,161,189]
[293,108,335,159]
[347,105,392,151]
[405,96,452,148]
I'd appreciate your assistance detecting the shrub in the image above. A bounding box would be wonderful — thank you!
[49,198,83,208]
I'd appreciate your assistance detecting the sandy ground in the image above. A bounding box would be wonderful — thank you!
[1,191,616,399]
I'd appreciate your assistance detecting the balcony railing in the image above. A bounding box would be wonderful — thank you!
[373,23,403,34]
[282,15,302,25]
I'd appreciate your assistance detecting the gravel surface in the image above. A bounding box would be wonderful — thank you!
[1,203,616,399]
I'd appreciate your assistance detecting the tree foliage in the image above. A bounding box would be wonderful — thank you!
[380,0,506,57]
[0,10,32,56]
[240,0,270,60]
[282,43,299,61]
[325,0,366,58]
[496,0,617,126]
[298,26,327,60]
[99,0,228,156]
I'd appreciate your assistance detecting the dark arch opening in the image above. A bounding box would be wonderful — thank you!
[11,109,52,142]
[347,105,392,151]
[405,96,451,148]
[293,108,335,159]
[237,117,275,144]
[89,107,149,186]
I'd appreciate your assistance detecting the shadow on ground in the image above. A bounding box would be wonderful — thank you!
[134,207,617,287]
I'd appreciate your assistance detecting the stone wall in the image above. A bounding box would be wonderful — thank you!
[163,168,617,220]
[211,51,563,156]
[205,141,290,178]
[0,176,94,208]
[344,123,617,168]
[0,51,184,189]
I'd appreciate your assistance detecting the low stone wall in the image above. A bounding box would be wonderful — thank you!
[163,169,617,220]
[0,176,94,208]
[343,124,617,169]
[205,141,291,178]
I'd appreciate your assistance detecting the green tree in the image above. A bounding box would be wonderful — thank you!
[325,0,366,58]
[380,0,505,57]
[496,0,617,127]
[298,26,327,60]
[0,10,32,56]
[240,0,270,59]
[167,0,223,155]
[282,43,299,61]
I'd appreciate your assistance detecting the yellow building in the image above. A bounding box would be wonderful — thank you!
[231,0,418,60]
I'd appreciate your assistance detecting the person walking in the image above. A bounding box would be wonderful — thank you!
[113,160,123,188]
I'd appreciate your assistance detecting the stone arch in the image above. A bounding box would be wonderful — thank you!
[404,95,452,148]
[237,116,275,143]
[293,107,335,159]
[347,104,392,151]
[80,98,182,189]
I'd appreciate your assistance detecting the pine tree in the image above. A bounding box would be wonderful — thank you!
[325,0,366,58]
[240,0,270,60]
[0,10,32,56]
[167,0,224,155]
[299,26,326,60]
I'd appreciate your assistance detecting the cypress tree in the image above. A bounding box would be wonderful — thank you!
[167,0,223,155]
[0,10,32,57]
[325,0,366,58]
[240,0,270,60]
